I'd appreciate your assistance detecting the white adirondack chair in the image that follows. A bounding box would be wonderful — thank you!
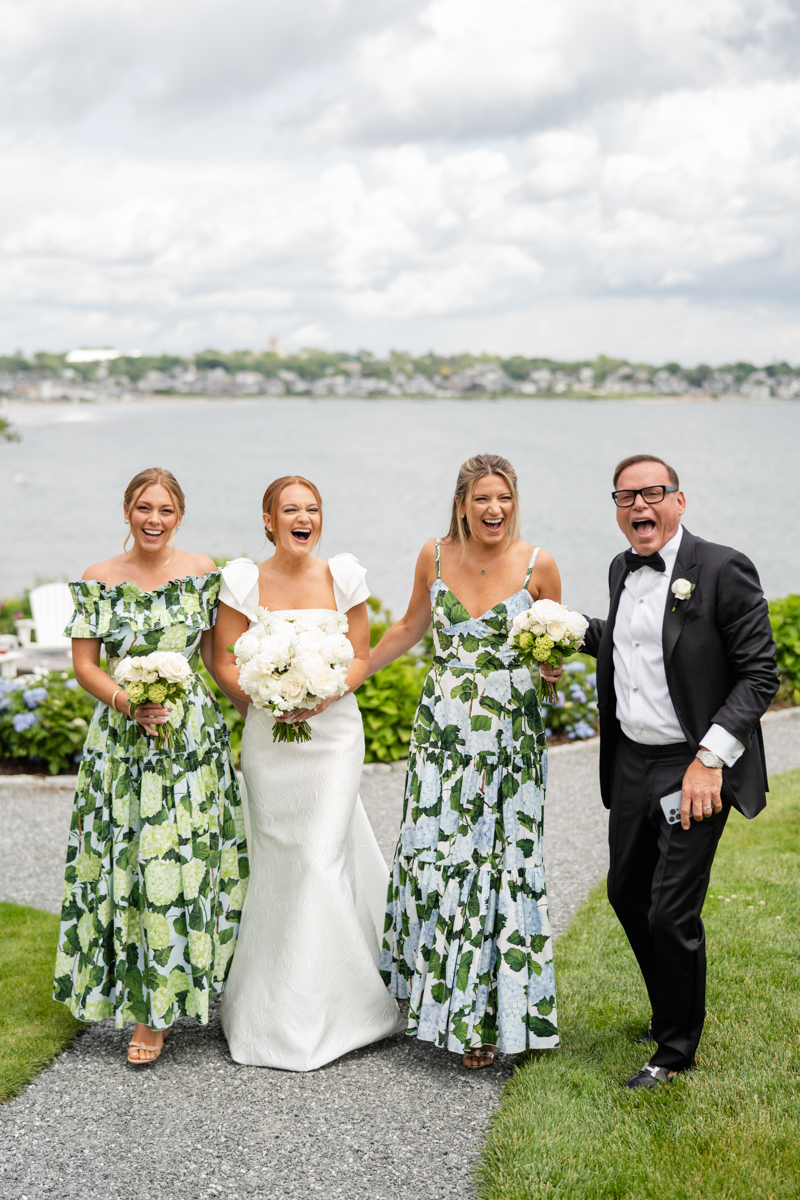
[28,582,74,650]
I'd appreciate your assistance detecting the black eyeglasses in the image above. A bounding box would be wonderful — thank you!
[611,485,678,508]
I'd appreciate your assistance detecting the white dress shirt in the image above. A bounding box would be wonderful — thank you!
[613,525,744,767]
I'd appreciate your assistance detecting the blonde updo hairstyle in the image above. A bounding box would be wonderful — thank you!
[123,467,186,555]
[262,475,323,548]
[446,453,521,557]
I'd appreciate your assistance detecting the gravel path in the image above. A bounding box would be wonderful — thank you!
[1,709,798,1200]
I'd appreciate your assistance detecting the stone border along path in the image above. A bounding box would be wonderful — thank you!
[1,709,798,1200]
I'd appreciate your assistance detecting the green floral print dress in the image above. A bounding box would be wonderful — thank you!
[381,544,558,1056]
[53,573,249,1030]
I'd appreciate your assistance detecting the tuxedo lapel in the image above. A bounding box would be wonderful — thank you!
[606,557,628,636]
[663,528,702,670]
[598,555,628,690]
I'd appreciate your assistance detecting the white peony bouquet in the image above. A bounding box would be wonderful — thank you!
[113,651,193,747]
[507,600,589,701]
[230,609,354,743]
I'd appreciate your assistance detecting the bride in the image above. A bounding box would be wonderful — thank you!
[213,474,404,1070]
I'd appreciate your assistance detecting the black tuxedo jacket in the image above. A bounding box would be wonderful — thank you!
[582,527,779,819]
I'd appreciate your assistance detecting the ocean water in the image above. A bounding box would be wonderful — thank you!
[2,397,798,618]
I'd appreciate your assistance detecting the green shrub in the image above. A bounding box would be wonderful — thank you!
[356,596,430,762]
[0,415,20,443]
[356,655,428,762]
[6,591,788,776]
[769,593,800,704]
[0,671,95,774]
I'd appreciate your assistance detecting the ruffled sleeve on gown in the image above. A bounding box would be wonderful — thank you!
[328,553,370,613]
[220,558,260,620]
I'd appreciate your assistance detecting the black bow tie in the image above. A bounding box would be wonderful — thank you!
[625,549,666,573]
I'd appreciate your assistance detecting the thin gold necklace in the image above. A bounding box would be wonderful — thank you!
[466,542,505,575]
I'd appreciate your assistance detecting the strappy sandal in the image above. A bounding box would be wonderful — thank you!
[127,1028,171,1065]
[463,1045,497,1070]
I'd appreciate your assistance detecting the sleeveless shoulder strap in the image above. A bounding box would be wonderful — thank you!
[524,547,540,588]
[435,539,441,579]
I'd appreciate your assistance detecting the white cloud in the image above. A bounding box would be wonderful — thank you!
[0,0,414,127]
[324,0,798,143]
[1,0,799,361]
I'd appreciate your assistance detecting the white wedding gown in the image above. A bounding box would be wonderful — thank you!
[218,555,404,1071]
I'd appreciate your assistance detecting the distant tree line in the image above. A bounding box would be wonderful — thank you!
[2,348,797,387]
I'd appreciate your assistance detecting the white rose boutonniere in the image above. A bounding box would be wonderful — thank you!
[670,578,695,612]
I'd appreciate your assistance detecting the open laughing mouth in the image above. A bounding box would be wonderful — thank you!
[291,528,311,544]
[142,528,164,542]
[632,519,656,536]
[483,518,503,531]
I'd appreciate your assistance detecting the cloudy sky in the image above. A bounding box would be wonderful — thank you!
[2,0,799,363]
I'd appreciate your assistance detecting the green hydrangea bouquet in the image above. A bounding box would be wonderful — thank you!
[507,599,589,702]
[113,651,193,748]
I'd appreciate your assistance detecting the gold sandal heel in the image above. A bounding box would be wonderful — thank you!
[127,1028,171,1065]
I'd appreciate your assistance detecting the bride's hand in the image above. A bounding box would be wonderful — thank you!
[276,697,337,724]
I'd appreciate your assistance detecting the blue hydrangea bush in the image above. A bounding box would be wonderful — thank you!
[0,671,96,774]
[541,656,599,742]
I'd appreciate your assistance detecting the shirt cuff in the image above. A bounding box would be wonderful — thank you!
[700,724,745,768]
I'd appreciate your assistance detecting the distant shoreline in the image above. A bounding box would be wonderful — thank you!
[4,392,798,409]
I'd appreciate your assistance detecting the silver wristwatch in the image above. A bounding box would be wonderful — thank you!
[696,748,724,770]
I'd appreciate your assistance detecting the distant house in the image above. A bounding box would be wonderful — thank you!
[65,349,142,363]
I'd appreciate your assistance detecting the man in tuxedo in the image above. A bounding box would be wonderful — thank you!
[581,453,778,1088]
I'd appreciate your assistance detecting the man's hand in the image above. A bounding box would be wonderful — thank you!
[680,757,723,829]
[539,661,563,684]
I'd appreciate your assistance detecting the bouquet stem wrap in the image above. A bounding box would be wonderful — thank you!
[272,719,313,744]
[230,609,353,743]
[113,651,193,749]
[507,600,589,704]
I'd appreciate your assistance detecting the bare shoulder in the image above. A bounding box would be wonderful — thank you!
[182,552,218,576]
[510,540,555,570]
[530,546,558,572]
[527,545,561,599]
[417,538,439,576]
[81,556,123,584]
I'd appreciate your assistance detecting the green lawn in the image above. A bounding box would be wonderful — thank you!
[0,903,84,1103]
[479,768,800,1200]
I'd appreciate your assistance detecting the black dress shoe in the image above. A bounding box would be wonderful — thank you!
[636,1024,654,1045]
[624,1063,674,1089]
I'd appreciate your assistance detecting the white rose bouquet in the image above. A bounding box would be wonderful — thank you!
[507,600,589,701]
[113,651,193,747]
[230,609,353,743]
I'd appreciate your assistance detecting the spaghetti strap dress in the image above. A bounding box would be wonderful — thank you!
[52,572,248,1030]
[381,543,559,1056]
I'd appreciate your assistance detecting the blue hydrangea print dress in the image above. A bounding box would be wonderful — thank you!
[52,573,248,1030]
[381,543,558,1056]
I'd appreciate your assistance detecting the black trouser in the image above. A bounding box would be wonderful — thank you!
[607,735,729,1071]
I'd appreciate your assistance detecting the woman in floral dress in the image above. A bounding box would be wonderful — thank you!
[369,454,564,1069]
[53,468,248,1064]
